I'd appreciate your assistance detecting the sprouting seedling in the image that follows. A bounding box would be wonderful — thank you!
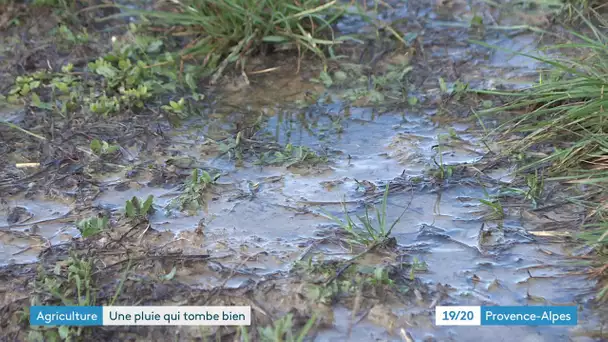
[524,170,544,207]
[90,139,120,156]
[255,144,327,168]
[257,313,317,342]
[479,198,505,220]
[125,195,155,219]
[438,77,448,93]
[76,216,109,238]
[432,136,453,181]
[161,98,188,119]
[190,168,221,186]
[409,257,428,280]
[322,184,407,246]
[171,169,221,213]
[370,267,394,286]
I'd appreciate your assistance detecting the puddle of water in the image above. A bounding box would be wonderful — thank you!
[489,34,545,69]
[2,76,601,342]
[0,197,75,266]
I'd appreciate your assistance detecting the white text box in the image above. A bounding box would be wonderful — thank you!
[435,306,481,326]
[103,306,251,326]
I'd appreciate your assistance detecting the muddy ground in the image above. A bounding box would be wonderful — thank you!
[0,0,607,341]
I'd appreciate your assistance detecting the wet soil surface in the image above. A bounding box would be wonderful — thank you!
[1,0,607,341]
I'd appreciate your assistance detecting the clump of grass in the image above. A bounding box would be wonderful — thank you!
[28,252,95,341]
[317,58,414,105]
[170,169,220,213]
[479,198,505,220]
[28,251,131,341]
[474,15,608,184]
[576,206,608,301]
[107,0,347,80]
[430,134,454,181]
[76,215,109,238]
[323,185,406,246]
[124,195,155,219]
[255,143,328,168]
[90,138,119,156]
[563,0,607,18]
[499,170,545,208]
[495,0,605,23]
[473,13,608,299]
[239,313,316,342]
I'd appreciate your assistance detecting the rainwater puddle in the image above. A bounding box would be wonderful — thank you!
[2,94,599,339]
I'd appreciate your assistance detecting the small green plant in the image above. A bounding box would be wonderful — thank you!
[479,181,505,220]
[161,97,189,122]
[339,60,413,104]
[4,22,194,123]
[323,185,406,246]
[438,77,448,93]
[172,169,220,213]
[29,252,96,341]
[76,216,108,238]
[451,80,469,101]
[524,171,544,202]
[6,65,83,117]
[305,282,341,305]
[500,170,545,208]
[9,66,78,101]
[191,169,220,188]
[125,195,155,219]
[84,41,168,116]
[88,57,138,90]
[57,25,89,48]
[409,257,428,280]
[576,208,608,301]
[28,251,131,341]
[8,74,44,97]
[316,70,334,88]
[431,135,453,181]
[86,54,154,113]
[90,139,120,156]
[407,96,418,106]
[218,131,246,163]
[479,198,505,220]
[119,84,151,109]
[255,143,327,168]
[89,95,120,116]
[370,266,394,286]
[256,313,317,342]
[161,98,185,114]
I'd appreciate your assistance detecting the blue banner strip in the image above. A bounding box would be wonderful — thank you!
[30,306,103,326]
[481,306,577,326]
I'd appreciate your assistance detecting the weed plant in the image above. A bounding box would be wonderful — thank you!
[323,185,406,246]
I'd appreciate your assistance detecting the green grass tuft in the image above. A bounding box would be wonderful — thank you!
[105,0,348,79]
[474,11,608,300]
[473,11,608,184]
[322,185,406,246]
